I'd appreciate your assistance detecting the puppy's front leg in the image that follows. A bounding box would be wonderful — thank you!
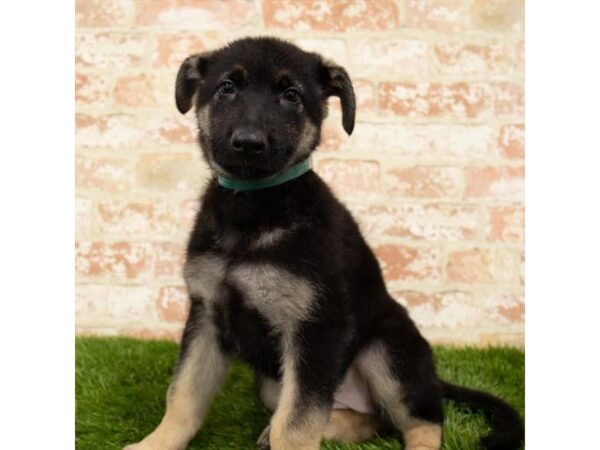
[125,301,230,450]
[269,327,346,450]
[269,357,329,450]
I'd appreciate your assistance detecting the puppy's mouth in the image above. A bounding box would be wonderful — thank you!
[207,141,295,181]
[221,162,276,180]
[213,151,289,181]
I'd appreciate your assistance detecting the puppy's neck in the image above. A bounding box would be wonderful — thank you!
[217,159,313,191]
[203,171,320,232]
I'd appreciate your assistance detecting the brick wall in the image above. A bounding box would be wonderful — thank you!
[75,0,525,345]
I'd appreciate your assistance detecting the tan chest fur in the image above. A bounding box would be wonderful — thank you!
[184,252,316,331]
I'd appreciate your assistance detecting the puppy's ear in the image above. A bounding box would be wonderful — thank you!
[320,60,356,135]
[175,52,213,114]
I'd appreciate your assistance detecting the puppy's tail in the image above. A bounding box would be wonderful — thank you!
[441,381,524,450]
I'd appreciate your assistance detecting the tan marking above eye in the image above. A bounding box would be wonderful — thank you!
[275,70,300,91]
[275,70,290,83]
[231,64,249,81]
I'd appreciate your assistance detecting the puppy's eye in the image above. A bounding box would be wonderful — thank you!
[282,88,301,104]
[219,81,236,95]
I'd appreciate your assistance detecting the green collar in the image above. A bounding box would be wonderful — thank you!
[217,158,312,191]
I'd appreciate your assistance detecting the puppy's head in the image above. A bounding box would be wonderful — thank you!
[175,37,355,180]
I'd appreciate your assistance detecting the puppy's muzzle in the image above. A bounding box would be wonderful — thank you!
[230,127,268,156]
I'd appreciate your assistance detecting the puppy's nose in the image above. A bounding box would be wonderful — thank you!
[230,127,267,155]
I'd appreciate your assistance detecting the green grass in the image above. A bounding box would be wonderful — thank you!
[76,337,524,450]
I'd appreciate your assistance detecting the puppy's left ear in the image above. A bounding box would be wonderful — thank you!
[320,60,356,135]
[175,52,213,114]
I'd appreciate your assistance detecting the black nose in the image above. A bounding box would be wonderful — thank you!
[230,127,267,155]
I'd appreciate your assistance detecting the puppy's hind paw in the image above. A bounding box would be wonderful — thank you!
[256,424,271,450]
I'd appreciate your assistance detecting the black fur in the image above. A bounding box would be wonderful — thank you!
[173,37,523,449]
[442,382,525,449]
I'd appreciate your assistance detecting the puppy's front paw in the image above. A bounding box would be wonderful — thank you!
[123,444,146,450]
[123,440,171,450]
[123,443,156,450]
[257,424,271,450]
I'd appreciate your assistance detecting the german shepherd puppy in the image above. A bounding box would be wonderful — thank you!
[125,37,524,450]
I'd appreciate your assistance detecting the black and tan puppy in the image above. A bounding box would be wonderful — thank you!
[125,37,523,450]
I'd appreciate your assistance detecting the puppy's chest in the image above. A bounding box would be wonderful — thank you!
[184,251,316,330]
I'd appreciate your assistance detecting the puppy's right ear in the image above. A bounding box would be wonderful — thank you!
[175,52,213,114]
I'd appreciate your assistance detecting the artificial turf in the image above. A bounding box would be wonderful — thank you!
[76,337,524,450]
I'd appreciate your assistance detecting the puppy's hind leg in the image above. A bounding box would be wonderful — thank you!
[323,409,379,443]
[356,308,443,450]
[255,375,280,450]
[256,374,281,413]
[124,300,230,450]
[255,375,380,447]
